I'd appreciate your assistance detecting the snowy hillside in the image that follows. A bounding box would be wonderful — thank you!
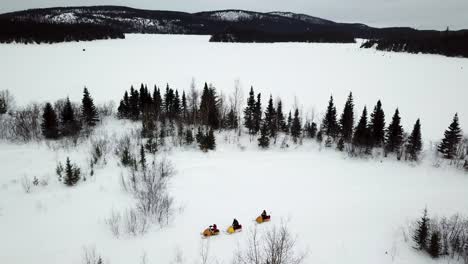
[0,34,468,264]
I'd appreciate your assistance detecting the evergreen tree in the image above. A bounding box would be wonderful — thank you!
[253,93,262,134]
[385,108,404,155]
[287,111,292,134]
[199,83,220,128]
[264,95,277,138]
[0,97,6,114]
[182,91,188,122]
[64,157,80,186]
[195,127,204,144]
[369,100,386,147]
[153,86,162,119]
[140,145,146,171]
[428,231,441,258]
[413,208,430,250]
[226,108,238,130]
[117,91,130,119]
[407,119,422,161]
[185,128,194,145]
[337,137,345,151]
[304,121,317,138]
[276,100,287,133]
[353,107,372,151]
[243,87,256,135]
[316,130,323,143]
[81,87,99,127]
[258,121,270,148]
[60,97,80,137]
[173,90,181,119]
[438,113,462,159]
[129,86,140,120]
[41,102,59,139]
[339,92,354,142]
[291,109,302,143]
[145,132,158,154]
[200,129,216,151]
[322,96,339,138]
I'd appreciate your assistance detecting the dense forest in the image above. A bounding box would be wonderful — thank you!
[360,30,468,58]
[209,27,356,43]
[0,19,124,44]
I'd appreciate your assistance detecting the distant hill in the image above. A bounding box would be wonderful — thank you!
[0,6,467,57]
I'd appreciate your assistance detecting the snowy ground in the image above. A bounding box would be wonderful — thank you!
[0,34,467,140]
[1,34,468,264]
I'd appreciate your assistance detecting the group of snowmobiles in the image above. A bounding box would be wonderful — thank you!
[202,210,271,237]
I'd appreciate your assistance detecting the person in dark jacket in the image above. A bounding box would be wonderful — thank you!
[261,210,267,219]
[232,218,240,229]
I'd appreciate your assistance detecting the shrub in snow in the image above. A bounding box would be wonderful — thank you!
[233,223,306,264]
[21,175,32,193]
[82,246,103,264]
[63,157,81,186]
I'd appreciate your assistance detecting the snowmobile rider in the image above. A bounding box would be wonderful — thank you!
[232,218,240,229]
[261,210,268,219]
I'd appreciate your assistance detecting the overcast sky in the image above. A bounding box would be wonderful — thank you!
[1,0,467,30]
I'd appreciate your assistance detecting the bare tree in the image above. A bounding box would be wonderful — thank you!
[234,223,306,264]
[188,78,199,125]
[21,175,32,193]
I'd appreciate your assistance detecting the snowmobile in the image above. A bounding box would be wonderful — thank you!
[255,215,271,224]
[202,225,220,237]
[226,224,242,234]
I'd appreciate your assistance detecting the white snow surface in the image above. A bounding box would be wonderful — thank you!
[0,34,467,141]
[0,34,468,264]
[0,118,467,264]
[207,10,255,21]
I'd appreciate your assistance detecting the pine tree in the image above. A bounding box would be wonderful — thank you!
[428,231,441,258]
[353,107,372,151]
[140,145,146,171]
[226,108,238,130]
[117,90,130,119]
[41,102,59,139]
[199,83,219,128]
[276,100,287,133]
[205,129,216,150]
[173,90,181,119]
[129,86,140,120]
[81,87,99,127]
[407,119,422,161]
[244,87,256,135]
[337,137,345,151]
[413,208,429,250]
[195,127,204,144]
[291,109,302,143]
[64,157,80,186]
[438,113,462,159]
[182,91,188,122]
[60,97,80,137]
[322,96,339,138]
[258,121,270,148]
[369,100,385,147]
[339,92,354,142]
[287,111,292,134]
[264,95,277,138]
[153,86,162,119]
[253,93,262,134]
[385,108,404,155]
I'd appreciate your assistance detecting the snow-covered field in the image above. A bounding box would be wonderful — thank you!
[1,34,468,264]
[1,34,467,140]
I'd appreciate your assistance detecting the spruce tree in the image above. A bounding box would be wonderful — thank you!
[276,100,287,133]
[369,100,386,147]
[243,87,256,135]
[140,145,146,171]
[385,108,404,155]
[291,109,302,143]
[264,95,277,138]
[145,132,158,154]
[413,208,429,250]
[173,90,181,119]
[337,137,345,151]
[153,86,162,119]
[353,107,372,151]
[226,108,238,130]
[60,97,80,137]
[199,83,220,128]
[195,127,204,144]
[428,231,441,258]
[258,122,270,148]
[182,91,188,122]
[287,111,292,134]
[407,119,422,161]
[129,86,140,120]
[438,113,462,159]
[41,102,59,139]
[64,157,80,186]
[253,93,262,134]
[304,121,317,138]
[81,87,99,127]
[205,129,216,150]
[316,130,323,143]
[322,96,339,138]
[339,92,354,142]
[0,97,6,114]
